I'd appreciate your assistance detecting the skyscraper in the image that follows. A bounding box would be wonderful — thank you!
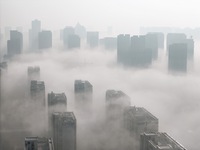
[7,30,23,57]
[168,43,187,72]
[167,33,186,51]
[140,132,187,150]
[68,34,80,49]
[74,80,93,112]
[52,112,76,150]
[63,26,75,47]
[25,137,54,150]
[29,19,41,50]
[106,90,131,121]
[38,30,52,49]
[87,31,99,47]
[123,106,158,138]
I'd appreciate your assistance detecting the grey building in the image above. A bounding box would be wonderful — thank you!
[68,34,80,49]
[185,38,194,60]
[74,80,93,111]
[140,132,187,150]
[87,31,99,47]
[25,137,54,150]
[28,66,40,81]
[106,90,131,121]
[167,33,186,50]
[101,37,117,49]
[38,30,52,49]
[123,106,158,138]
[168,43,187,72]
[145,33,159,59]
[7,30,23,57]
[74,23,86,39]
[30,80,45,106]
[63,26,75,47]
[52,112,76,150]
[29,19,41,50]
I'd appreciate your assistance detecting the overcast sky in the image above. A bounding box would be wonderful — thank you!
[1,0,200,33]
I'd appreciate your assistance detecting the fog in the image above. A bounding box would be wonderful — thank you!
[0,42,200,149]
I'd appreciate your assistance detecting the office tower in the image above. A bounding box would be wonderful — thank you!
[25,137,54,150]
[30,80,45,106]
[167,33,186,50]
[74,23,86,39]
[145,33,159,59]
[140,132,187,150]
[130,35,152,67]
[63,26,75,47]
[87,31,99,47]
[147,32,164,49]
[7,30,23,57]
[29,19,41,50]
[102,37,117,49]
[168,43,187,72]
[117,34,131,64]
[106,90,131,121]
[52,112,76,150]
[123,106,158,138]
[28,66,40,81]
[48,92,67,131]
[185,38,194,60]
[74,80,93,111]
[38,30,52,49]
[68,34,80,49]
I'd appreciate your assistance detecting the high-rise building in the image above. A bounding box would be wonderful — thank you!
[38,30,52,49]
[52,112,76,150]
[7,30,23,57]
[87,31,99,47]
[30,80,45,106]
[74,80,93,111]
[68,34,80,49]
[106,90,131,121]
[117,34,130,64]
[167,33,186,50]
[27,66,40,81]
[101,37,117,49]
[145,33,159,59]
[29,20,41,50]
[63,26,75,47]
[168,43,187,72]
[74,23,86,39]
[25,137,54,150]
[185,38,194,60]
[123,106,158,138]
[147,32,164,48]
[130,35,152,67]
[140,132,187,150]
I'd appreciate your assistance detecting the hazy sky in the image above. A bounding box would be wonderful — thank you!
[1,0,200,33]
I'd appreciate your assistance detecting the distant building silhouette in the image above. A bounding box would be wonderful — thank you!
[101,37,117,49]
[74,80,93,112]
[52,112,76,150]
[63,26,75,47]
[167,33,186,50]
[75,23,86,39]
[27,66,40,81]
[87,31,99,47]
[168,43,187,72]
[106,90,131,121]
[68,34,80,49]
[145,33,159,59]
[25,137,54,150]
[7,30,23,57]
[185,38,194,60]
[29,20,41,50]
[148,32,164,48]
[140,132,187,150]
[38,30,52,49]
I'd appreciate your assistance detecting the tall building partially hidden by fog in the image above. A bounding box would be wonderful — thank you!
[123,106,158,138]
[185,38,194,60]
[29,19,41,51]
[25,137,54,150]
[106,90,131,121]
[117,34,130,64]
[30,80,45,106]
[87,31,99,47]
[48,92,67,131]
[74,80,93,112]
[167,33,187,51]
[28,66,40,81]
[68,34,80,49]
[75,23,86,39]
[52,112,76,150]
[7,30,23,57]
[140,132,187,150]
[145,33,159,59]
[101,37,117,50]
[38,30,52,49]
[63,26,75,47]
[168,43,187,72]
[148,32,164,49]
